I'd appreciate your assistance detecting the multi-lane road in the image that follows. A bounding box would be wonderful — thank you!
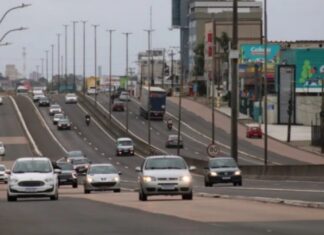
[1,93,324,234]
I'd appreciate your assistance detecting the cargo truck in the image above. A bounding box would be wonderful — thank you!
[139,86,166,120]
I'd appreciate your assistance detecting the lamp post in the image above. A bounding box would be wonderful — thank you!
[0,27,28,43]
[72,21,78,91]
[45,50,49,84]
[63,24,68,92]
[51,44,54,91]
[0,42,12,47]
[92,24,99,107]
[107,29,115,122]
[81,21,87,93]
[123,32,132,135]
[0,3,31,26]
[57,33,61,92]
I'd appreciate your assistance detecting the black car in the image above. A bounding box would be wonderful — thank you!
[67,150,86,159]
[70,157,91,174]
[56,162,78,188]
[38,97,50,107]
[204,157,242,187]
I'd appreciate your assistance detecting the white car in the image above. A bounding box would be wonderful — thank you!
[84,164,121,194]
[7,157,60,201]
[0,141,5,156]
[53,113,64,125]
[119,91,130,101]
[116,137,134,156]
[33,93,45,102]
[49,104,62,116]
[65,93,78,104]
[0,164,8,184]
[87,87,98,95]
[0,96,3,105]
[136,155,196,201]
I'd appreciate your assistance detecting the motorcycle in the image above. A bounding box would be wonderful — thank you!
[167,121,173,130]
[85,116,91,126]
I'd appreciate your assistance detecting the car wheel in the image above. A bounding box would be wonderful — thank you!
[204,179,212,187]
[182,192,193,200]
[233,182,237,186]
[238,181,242,186]
[113,189,121,193]
[4,181,8,184]
[50,190,59,201]
[7,194,17,202]
[84,188,91,194]
[139,190,147,201]
[72,183,78,188]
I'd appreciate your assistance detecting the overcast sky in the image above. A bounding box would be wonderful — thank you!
[0,0,324,78]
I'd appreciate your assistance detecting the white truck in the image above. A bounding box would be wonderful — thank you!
[139,86,166,120]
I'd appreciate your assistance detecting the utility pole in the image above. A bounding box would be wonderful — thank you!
[107,29,115,121]
[321,77,324,153]
[63,24,68,91]
[231,0,238,162]
[263,0,269,166]
[22,47,26,78]
[41,58,44,78]
[162,48,165,89]
[72,21,78,91]
[93,24,99,107]
[170,49,175,91]
[45,50,49,84]
[123,32,132,135]
[211,15,216,144]
[57,33,61,91]
[51,44,54,91]
[81,21,87,93]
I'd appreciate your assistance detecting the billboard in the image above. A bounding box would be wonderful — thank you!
[239,44,281,64]
[172,0,181,27]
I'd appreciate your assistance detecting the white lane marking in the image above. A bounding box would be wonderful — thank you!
[26,96,68,153]
[121,187,136,192]
[136,116,138,119]
[94,147,98,151]
[116,162,120,165]
[10,96,42,156]
[214,186,324,194]
[83,137,87,141]
[124,166,129,169]
[142,121,145,125]
[156,132,160,136]
[109,157,112,160]
[88,142,92,145]
[101,153,105,156]
[130,111,133,114]
[121,180,137,183]
[74,126,77,130]
[195,152,200,155]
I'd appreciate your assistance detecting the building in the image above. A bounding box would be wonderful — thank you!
[5,64,20,80]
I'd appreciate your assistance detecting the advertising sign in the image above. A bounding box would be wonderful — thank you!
[239,44,281,64]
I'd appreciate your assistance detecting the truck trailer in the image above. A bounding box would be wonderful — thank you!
[139,86,166,120]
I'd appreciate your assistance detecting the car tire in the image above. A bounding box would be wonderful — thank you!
[84,188,91,194]
[113,189,121,193]
[139,190,147,201]
[204,179,213,187]
[7,195,17,202]
[238,181,242,186]
[50,190,59,201]
[4,181,8,184]
[233,182,237,186]
[182,192,193,200]
[72,183,78,188]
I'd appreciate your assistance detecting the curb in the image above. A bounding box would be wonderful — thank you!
[197,192,324,209]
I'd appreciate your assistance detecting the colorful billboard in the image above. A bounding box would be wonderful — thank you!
[239,44,281,64]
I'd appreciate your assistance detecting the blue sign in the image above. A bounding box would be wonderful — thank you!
[240,44,281,64]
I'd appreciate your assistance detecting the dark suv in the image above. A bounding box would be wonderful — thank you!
[56,162,78,188]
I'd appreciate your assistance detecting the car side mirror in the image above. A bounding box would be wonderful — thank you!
[5,169,11,175]
[118,171,122,175]
[54,169,61,174]
[135,167,141,172]
[189,166,196,171]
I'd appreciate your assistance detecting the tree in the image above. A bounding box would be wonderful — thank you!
[215,32,230,62]
[193,42,205,76]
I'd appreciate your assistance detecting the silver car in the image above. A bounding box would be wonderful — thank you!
[0,141,5,156]
[84,164,121,194]
[0,164,8,184]
[116,137,134,156]
[136,155,195,201]
[65,93,78,104]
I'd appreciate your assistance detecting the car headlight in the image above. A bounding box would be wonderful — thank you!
[72,173,77,179]
[45,178,54,183]
[87,176,93,183]
[210,172,218,177]
[143,176,155,182]
[181,175,191,183]
[234,170,241,176]
[114,176,120,182]
[10,178,18,184]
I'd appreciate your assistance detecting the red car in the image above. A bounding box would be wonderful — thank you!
[112,101,125,112]
[246,125,262,138]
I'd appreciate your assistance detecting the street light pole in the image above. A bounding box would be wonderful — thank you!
[0,3,31,26]
[57,33,61,92]
[41,58,44,78]
[81,21,87,93]
[63,24,68,91]
[92,24,99,107]
[107,29,115,122]
[211,15,216,144]
[123,32,132,135]
[0,27,28,43]
[45,50,49,84]
[72,21,78,91]
[51,44,54,91]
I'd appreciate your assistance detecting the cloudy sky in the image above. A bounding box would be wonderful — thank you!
[0,0,323,78]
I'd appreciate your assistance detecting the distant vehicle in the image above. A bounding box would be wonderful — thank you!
[57,117,72,130]
[16,86,28,95]
[165,135,183,148]
[119,91,130,101]
[53,113,64,125]
[0,96,3,105]
[204,157,242,187]
[83,164,121,194]
[56,162,78,188]
[6,157,60,201]
[66,150,86,159]
[0,141,5,156]
[0,164,8,184]
[112,100,125,112]
[33,92,45,102]
[136,155,195,201]
[87,87,98,95]
[49,104,62,116]
[139,86,166,120]
[70,157,91,174]
[116,137,134,156]
[246,124,262,138]
[65,93,78,104]
[38,96,50,107]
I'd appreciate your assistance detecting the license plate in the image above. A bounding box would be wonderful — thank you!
[222,177,231,180]
[60,179,67,182]
[161,185,175,190]
[25,187,38,192]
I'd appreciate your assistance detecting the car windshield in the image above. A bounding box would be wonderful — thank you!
[12,160,52,173]
[59,118,69,123]
[0,166,5,171]
[209,158,238,168]
[118,140,133,146]
[57,163,73,170]
[51,105,60,108]
[88,165,117,174]
[68,151,83,158]
[71,158,89,165]
[145,158,187,170]
[169,135,182,141]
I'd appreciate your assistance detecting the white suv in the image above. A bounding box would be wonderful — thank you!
[136,155,195,201]
[65,93,78,104]
[7,157,60,201]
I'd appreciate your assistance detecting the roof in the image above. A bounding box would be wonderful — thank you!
[146,155,183,160]
[15,157,50,162]
[90,163,113,167]
[142,86,166,92]
[117,137,132,142]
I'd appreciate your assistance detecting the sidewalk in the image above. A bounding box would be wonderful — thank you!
[168,96,324,164]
